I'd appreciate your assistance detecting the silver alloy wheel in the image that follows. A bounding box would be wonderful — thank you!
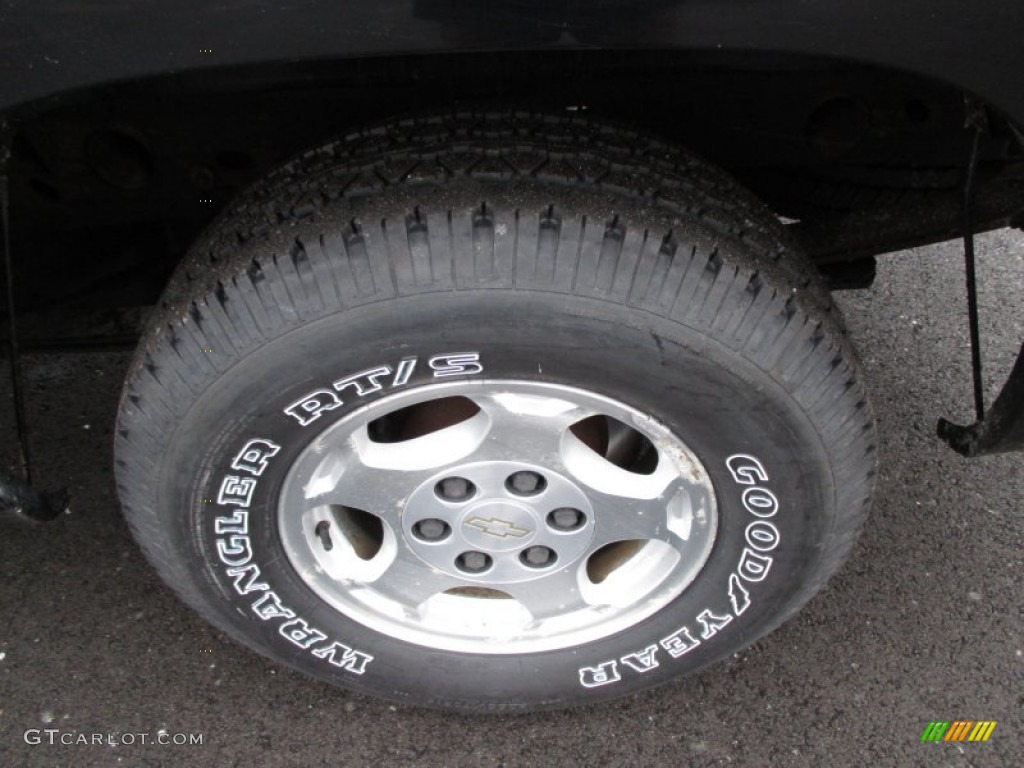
[278,381,718,654]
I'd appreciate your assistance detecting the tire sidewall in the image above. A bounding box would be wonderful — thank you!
[157,290,835,710]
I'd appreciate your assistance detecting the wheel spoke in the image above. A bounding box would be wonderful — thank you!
[588,491,673,547]
[556,427,713,552]
[293,414,489,521]
[471,391,595,466]
[366,545,465,611]
[502,563,590,621]
[585,474,713,555]
[293,450,407,522]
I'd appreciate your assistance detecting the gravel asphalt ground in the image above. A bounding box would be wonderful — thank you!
[1,231,1021,767]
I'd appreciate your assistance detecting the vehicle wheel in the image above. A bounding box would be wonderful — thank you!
[115,112,876,712]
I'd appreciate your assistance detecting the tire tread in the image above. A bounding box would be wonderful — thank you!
[115,110,877,712]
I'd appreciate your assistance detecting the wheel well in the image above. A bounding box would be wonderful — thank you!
[5,49,1024,312]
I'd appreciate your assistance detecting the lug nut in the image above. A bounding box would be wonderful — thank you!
[521,545,556,567]
[436,477,475,501]
[456,551,493,573]
[413,518,450,541]
[548,507,584,531]
[506,470,546,496]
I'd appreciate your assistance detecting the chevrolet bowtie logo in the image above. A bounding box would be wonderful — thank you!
[465,517,531,538]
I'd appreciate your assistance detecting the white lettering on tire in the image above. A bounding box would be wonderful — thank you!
[737,549,773,582]
[283,389,344,426]
[742,487,779,517]
[214,507,247,534]
[620,645,660,673]
[745,521,781,551]
[283,352,484,426]
[659,626,701,659]
[225,564,269,595]
[727,573,751,617]
[216,535,254,567]
[391,357,418,387]
[579,661,622,688]
[217,476,257,507]
[696,608,733,640]
[428,352,484,378]
[311,642,373,674]
[279,618,327,649]
[211,437,374,676]
[230,439,281,476]
[333,366,393,397]
[725,454,769,486]
[251,591,295,621]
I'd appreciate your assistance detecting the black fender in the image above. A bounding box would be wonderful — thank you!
[2,1,1024,127]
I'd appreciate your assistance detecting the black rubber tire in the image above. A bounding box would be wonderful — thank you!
[115,111,876,713]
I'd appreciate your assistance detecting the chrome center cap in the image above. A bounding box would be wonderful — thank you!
[401,460,597,584]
